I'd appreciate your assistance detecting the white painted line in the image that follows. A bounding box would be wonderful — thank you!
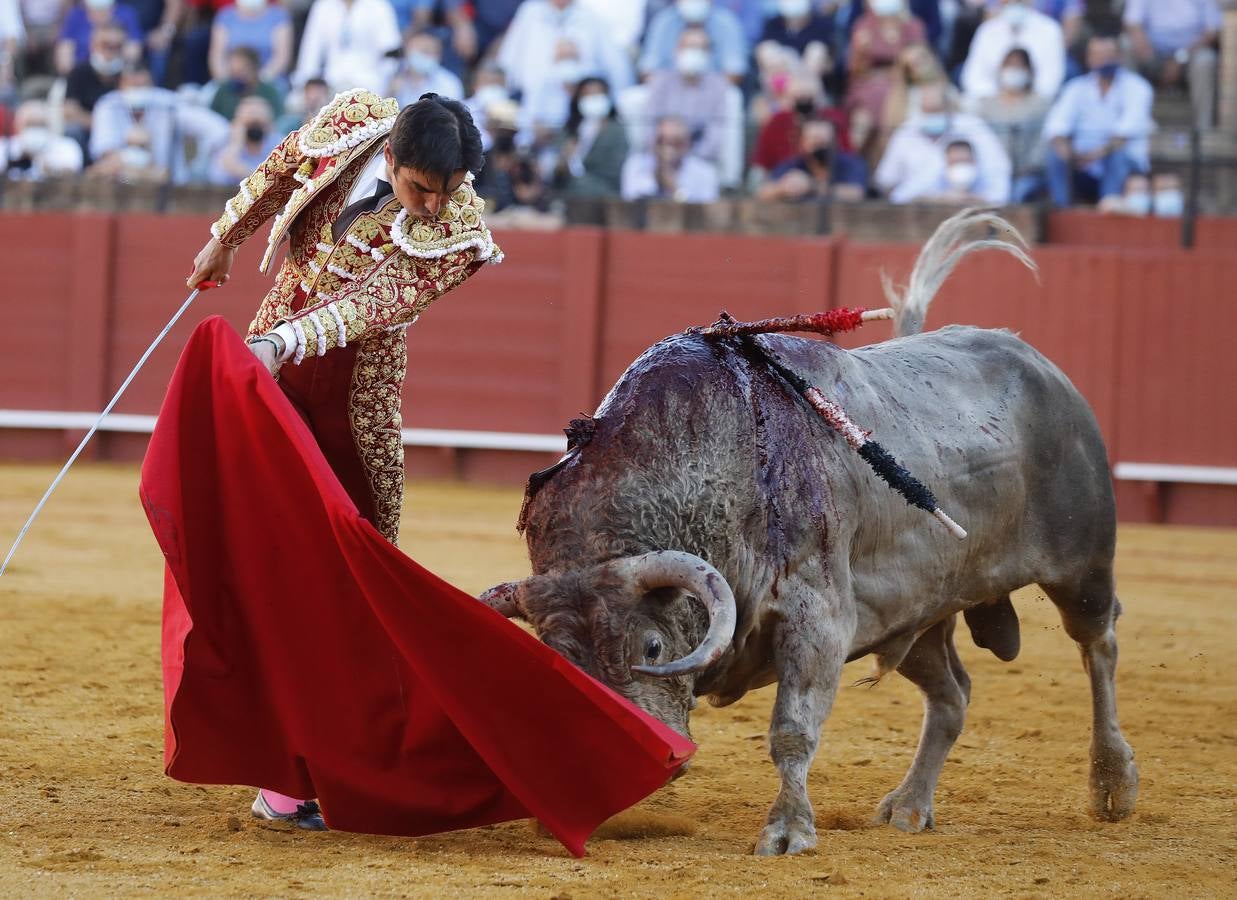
[1113,462,1237,486]
[0,409,566,454]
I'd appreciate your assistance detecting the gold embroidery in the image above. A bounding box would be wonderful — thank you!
[349,331,408,543]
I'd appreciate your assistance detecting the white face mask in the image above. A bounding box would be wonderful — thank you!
[119,145,153,168]
[1003,2,1029,26]
[471,84,508,108]
[678,0,710,23]
[1123,192,1151,215]
[91,52,124,76]
[999,67,1031,91]
[84,0,114,10]
[121,86,155,109]
[578,93,612,120]
[552,59,584,85]
[235,0,265,11]
[779,0,811,17]
[675,46,710,76]
[1154,189,1184,217]
[946,161,978,190]
[870,0,903,16]
[406,50,437,75]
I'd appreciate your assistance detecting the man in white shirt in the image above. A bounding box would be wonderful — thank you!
[497,0,632,102]
[292,0,401,94]
[389,28,466,106]
[1124,0,1221,131]
[1042,34,1154,207]
[876,82,1012,206]
[621,115,720,203]
[961,0,1065,101]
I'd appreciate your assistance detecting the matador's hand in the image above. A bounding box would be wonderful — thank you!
[187,237,237,290]
[247,339,280,376]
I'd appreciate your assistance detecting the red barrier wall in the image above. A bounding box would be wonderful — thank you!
[1,213,1234,526]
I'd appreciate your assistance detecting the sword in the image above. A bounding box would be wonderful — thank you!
[0,281,218,578]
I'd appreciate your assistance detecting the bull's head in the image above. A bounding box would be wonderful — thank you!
[479,551,737,740]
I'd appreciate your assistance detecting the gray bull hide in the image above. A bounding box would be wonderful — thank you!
[481,209,1138,855]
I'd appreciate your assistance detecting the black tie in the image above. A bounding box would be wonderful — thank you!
[332,178,394,241]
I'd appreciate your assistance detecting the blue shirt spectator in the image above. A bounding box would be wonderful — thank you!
[58,0,143,68]
[211,1,292,75]
[640,0,750,79]
[1123,0,1220,54]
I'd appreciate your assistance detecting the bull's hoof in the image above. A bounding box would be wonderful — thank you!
[874,790,935,833]
[753,817,817,856]
[1090,748,1138,822]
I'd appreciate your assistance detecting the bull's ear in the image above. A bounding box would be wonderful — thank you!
[478,580,527,619]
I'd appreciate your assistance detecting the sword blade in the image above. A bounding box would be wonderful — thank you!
[1,286,205,577]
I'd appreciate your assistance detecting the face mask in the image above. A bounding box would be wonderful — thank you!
[870,0,903,16]
[1154,190,1184,217]
[779,0,811,17]
[84,0,114,10]
[91,52,124,76]
[1003,3,1029,27]
[406,50,437,75]
[919,112,948,137]
[1124,192,1151,215]
[553,59,584,85]
[678,0,709,23]
[999,67,1030,92]
[794,98,816,117]
[473,84,508,108]
[946,161,978,190]
[235,0,264,10]
[121,86,154,110]
[578,93,612,120]
[119,145,152,168]
[244,123,268,143]
[18,126,51,157]
[1096,62,1119,79]
[676,47,710,77]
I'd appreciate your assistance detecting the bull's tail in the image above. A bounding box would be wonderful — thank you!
[884,207,1037,338]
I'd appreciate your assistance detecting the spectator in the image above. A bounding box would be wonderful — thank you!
[748,40,802,128]
[646,25,731,164]
[846,0,928,158]
[887,137,994,203]
[578,0,648,57]
[55,0,143,76]
[17,0,64,77]
[879,42,948,146]
[621,114,720,203]
[0,0,23,99]
[473,95,520,210]
[876,81,1011,204]
[757,0,835,81]
[961,0,1065,100]
[758,117,867,202]
[639,0,749,82]
[1111,170,1150,215]
[209,94,279,184]
[751,71,851,179]
[1,100,85,178]
[292,0,400,93]
[1043,34,1153,207]
[498,0,632,101]
[130,0,179,84]
[1124,0,1220,131]
[208,0,293,85]
[516,38,586,166]
[464,63,511,150]
[63,23,127,141]
[843,0,942,54]
[473,0,523,57]
[209,45,284,121]
[274,76,329,133]
[402,0,476,77]
[976,46,1050,201]
[90,62,230,182]
[389,28,465,106]
[552,76,628,197]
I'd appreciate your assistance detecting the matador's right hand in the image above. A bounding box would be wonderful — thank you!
[187,237,237,290]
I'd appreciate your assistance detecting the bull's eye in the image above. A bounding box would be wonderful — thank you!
[644,636,663,662]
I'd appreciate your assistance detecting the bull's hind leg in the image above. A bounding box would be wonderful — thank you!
[875,615,969,832]
[754,577,850,856]
[1043,573,1138,821]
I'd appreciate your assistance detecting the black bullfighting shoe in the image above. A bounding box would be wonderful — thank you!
[251,791,328,831]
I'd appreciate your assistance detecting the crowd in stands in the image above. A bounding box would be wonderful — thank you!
[0,0,1224,221]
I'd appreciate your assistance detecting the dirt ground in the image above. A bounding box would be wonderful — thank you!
[1,464,1234,898]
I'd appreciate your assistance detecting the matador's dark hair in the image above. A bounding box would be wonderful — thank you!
[388,92,485,189]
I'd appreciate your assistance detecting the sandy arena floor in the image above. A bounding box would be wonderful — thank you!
[0,464,1234,898]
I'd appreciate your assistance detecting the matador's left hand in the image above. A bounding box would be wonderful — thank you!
[247,339,281,376]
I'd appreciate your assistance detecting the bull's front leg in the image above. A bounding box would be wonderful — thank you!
[754,579,851,856]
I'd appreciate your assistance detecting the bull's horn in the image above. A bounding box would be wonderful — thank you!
[607,551,737,678]
[478,580,526,618]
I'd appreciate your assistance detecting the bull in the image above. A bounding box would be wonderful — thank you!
[481,210,1138,855]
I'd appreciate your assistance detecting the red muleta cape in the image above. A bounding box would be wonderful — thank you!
[139,316,694,857]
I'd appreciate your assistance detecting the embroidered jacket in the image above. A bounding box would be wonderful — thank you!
[210,89,502,363]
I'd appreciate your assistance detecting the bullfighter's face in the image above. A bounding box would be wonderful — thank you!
[384,142,467,221]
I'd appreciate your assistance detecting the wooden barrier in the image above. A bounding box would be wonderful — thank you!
[0,212,1233,526]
